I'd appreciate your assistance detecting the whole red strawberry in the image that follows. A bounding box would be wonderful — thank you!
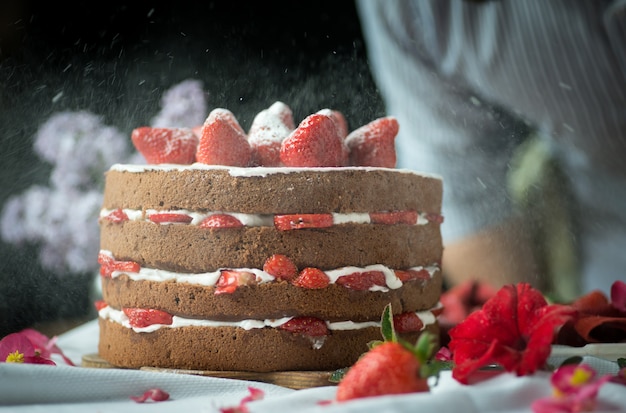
[334,304,437,402]
[248,102,294,167]
[280,113,348,167]
[336,341,428,401]
[131,127,198,164]
[196,108,251,166]
[317,108,349,139]
[345,116,399,168]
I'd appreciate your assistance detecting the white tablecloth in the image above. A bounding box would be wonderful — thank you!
[0,320,624,412]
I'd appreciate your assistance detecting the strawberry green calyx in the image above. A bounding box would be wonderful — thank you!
[376,303,436,362]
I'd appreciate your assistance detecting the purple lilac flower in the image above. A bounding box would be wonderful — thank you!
[1,79,208,277]
[151,79,208,128]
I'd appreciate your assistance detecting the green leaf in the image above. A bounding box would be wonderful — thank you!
[420,360,454,382]
[367,340,384,350]
[618,358,626,369]
[414,332,437,364]
[380,303,397,343]
[329,367,350,383]
[559,356,583,368]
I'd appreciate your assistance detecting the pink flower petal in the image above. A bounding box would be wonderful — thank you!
[219,387,265,413]
[23,355,56,365]
[0,333,35,361]
[130,388,170,403]
[610,280,626,312]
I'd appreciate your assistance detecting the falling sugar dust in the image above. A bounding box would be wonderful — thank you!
[0,0,384,336]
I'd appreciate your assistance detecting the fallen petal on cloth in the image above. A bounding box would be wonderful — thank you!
[556,281,626,346]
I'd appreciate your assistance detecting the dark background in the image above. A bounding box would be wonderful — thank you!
[0,1,384,336]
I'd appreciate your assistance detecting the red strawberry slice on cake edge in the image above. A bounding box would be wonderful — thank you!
[196,108,252,167]
[274,213,334,230]
[214,270,257,295]
[122,308,174,328]
[279,316,329,337]
[345,116,399,168]
[101,208,129,223]
[199,214,244,228]
[97,252,140,277]
[263,254,298,281]
[335,270,387,291]
[131,127,199,165]
[291,267,330,289]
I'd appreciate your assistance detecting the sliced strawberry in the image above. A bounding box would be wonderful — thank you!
[123,308,173,328]
[431,306,444,318]
[393,312,424,333]
[196,108,251,166]
[94,300,108,312]
[279,113,348,167]
[317,108,348,139]
[345,116,399,168]
[394,268,431,283]
[98,252,140,277]
[199,214,244,228]
[279,316,329,337]
[425,213,444,224]
[148,213,193,224]
[291,267,330,289]
[336,271,387,291]
[369,210,418,225]
[274,213,334,231]
[97,252,113,267]
[214,270,256,295]
[131,127,198,164]
[102,208,129,223]
[262,254,298,281]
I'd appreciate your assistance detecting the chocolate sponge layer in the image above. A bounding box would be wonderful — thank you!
[103,167,442,214]
[98,317,440,372]
[101,270,442,321]
[100,221,442,272]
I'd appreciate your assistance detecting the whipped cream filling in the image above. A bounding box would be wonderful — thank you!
[100,250,439,292]
[98,304,439,334]
[109,163,443,181]
[100,208,431,226]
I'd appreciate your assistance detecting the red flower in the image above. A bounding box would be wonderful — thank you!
[448,283,576,384]
[439,280,497,346]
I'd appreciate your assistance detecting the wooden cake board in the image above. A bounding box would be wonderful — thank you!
[82,353,336,390]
